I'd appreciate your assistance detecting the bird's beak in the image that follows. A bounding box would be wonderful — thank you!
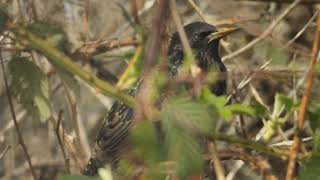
[207,27,240,42]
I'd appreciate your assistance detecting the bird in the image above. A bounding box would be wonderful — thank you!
[83,21,237,176]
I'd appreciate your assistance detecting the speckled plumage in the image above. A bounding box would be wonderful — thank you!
[83,22,227,176]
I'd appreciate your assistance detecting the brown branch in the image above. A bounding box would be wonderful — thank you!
[170,0,192,55]
[135,0,169,119]
[219,149,278,180]
[55,110,70,173]
[187,0,206,21]
[0,50,37,179]
[61,79,87,161]
[49,114,85,171]
[284,12,318,47]
[0,145,11,161]
[209,143,226,180]
[222,0,302,62]
[143,0,169,75]
[206,133,289,159]
[73,37,139,59]
[130,0,141,24]
[82,0,89,42]
[285,14,320,180]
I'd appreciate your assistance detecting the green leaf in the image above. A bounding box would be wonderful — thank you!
[314,134,320,154]
[116,159,136,178]
[162,118,203,178]
[309,103,320,132]
[9,57,51,122]
[263,94,298,141]
[251,102,268,118]
[162,97,213,134]
[131,121,164,164]
[160,97,208,178]
[272,93,297,119]
[225,104,256,117]
[299,155,320,180]
[200,87,232,120]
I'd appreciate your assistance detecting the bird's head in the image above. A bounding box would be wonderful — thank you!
[168,22,238,75]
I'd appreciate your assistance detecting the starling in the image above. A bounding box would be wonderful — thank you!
[83,21,237,176]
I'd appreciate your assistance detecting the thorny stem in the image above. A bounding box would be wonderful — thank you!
[207,133,289,160]
[9,24,136,108]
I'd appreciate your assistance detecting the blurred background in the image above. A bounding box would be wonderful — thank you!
[0,0,319,179]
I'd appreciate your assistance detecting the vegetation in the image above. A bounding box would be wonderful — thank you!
[0,0,320,180]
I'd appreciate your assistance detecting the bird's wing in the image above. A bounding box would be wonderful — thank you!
[83,88,137,176]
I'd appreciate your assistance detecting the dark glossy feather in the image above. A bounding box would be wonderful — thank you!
[83,22,227,176]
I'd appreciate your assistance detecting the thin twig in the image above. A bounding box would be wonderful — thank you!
[222,0,302,62]
[130,0,141,24]
[187,0,206,21]
[209,142,226,180]
[285,14,320,180]
[61,79,86,160]
[0,110,27,143]
[219,149,278,180]
[285,11,318,47]
[135,0,169,119]
[143,0,169,75]
[9,24,135,108]
[74,37,139,59]
[0,145,11,160]
[207,132,289,159]
[226,60,272,104]
[49,113,84,171]
[82,0,89,42]
[170,0,201,77]
[116,45,143,90]
[30,0,38,21]
[55,110,70,173]
[170,0,192,55]
[0,50,37,179]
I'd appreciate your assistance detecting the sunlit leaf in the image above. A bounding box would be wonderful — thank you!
[98,166,113,180]
[263,94,298,141]
[200,87,231,120]
[225,104,256,117]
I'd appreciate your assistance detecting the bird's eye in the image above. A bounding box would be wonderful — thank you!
[194,33,200,39]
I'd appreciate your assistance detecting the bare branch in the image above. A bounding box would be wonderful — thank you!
[0,50,37,179]
[286,14,320,180]
[222,0,302,62]
[0,145,11,161]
